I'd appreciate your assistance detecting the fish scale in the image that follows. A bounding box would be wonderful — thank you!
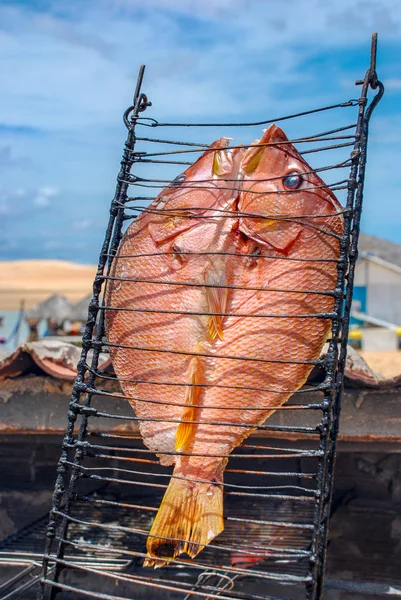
[105,125,344,567]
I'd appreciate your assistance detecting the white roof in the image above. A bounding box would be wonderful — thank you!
[358,252,401,276]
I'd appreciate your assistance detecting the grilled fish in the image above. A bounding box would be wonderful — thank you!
[105,125,343,566]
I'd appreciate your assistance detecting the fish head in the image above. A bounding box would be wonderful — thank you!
[146,139,243,249]
[239,125,344,254]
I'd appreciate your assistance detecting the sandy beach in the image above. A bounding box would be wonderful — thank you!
[0,260,96,310]
[1,259,401,378]
[360,350,401,378]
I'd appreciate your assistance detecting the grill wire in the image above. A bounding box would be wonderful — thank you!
[38,35,384,600]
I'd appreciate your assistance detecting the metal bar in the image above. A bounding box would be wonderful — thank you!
[86,454,316,478]
[47,542,311,581]
[39,65,150,600]
[79,440,322,459]
[73,406,323,433]
[87,434,323,455]
[325,578,401,597]
[104,249,342,263]
[78,496,315,529]
[93,306,339,319]
[0,563,39,596]
[130,143,355,161]
[135,98,358,127]
[38,37,384,600]
[101,274,339,296]
[135,125,357,147]
[80,388,325,408]
[63,460,317,492]
[310,33,385,600]
[70,473,318,500]
[100,341,322,366]
[87,370,327,395]
[40,578,302,600]
[45,557,308,598]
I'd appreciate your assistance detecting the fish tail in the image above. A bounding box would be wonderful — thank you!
[143,471,224,567]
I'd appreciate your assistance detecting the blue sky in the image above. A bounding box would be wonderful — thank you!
[0,0,400,264]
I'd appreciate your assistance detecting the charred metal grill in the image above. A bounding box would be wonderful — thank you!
[38,34,384,600]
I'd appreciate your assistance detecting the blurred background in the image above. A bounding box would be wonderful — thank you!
[0,0,401,360]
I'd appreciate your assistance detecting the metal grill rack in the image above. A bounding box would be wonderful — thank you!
[38,34,384,600]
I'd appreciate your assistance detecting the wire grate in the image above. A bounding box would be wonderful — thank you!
[38,34,384,600]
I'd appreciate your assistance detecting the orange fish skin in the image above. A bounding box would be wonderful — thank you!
[105,125,344,566]
[105,139,244,464]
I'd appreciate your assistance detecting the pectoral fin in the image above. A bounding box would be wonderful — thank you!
[204,263,229,341]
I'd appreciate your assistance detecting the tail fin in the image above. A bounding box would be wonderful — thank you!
[143,474,224,567]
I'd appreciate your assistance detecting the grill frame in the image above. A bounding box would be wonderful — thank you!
[37,34,384,600]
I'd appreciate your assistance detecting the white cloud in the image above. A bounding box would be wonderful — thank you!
[0,201,11,215]
[0,187,27,215]
[34,12,113,59]
[114,0,401,49]
[44,240,64,249]
[385,78,401,90]
[72,218,93,230]
[0,0,400,261]
[33,185,59,207]
[33,195,50,208]
[116,0,401,37]
[0,145,30,168]
[0,0,399,133]
[0,239,18,251]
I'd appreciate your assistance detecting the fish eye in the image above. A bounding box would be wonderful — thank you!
[170,173,186,187]
[283,172,303,190]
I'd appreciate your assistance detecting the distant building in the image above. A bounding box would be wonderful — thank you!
[353,234,401,326]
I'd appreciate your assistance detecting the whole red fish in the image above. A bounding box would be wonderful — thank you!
[105,125,343,566]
